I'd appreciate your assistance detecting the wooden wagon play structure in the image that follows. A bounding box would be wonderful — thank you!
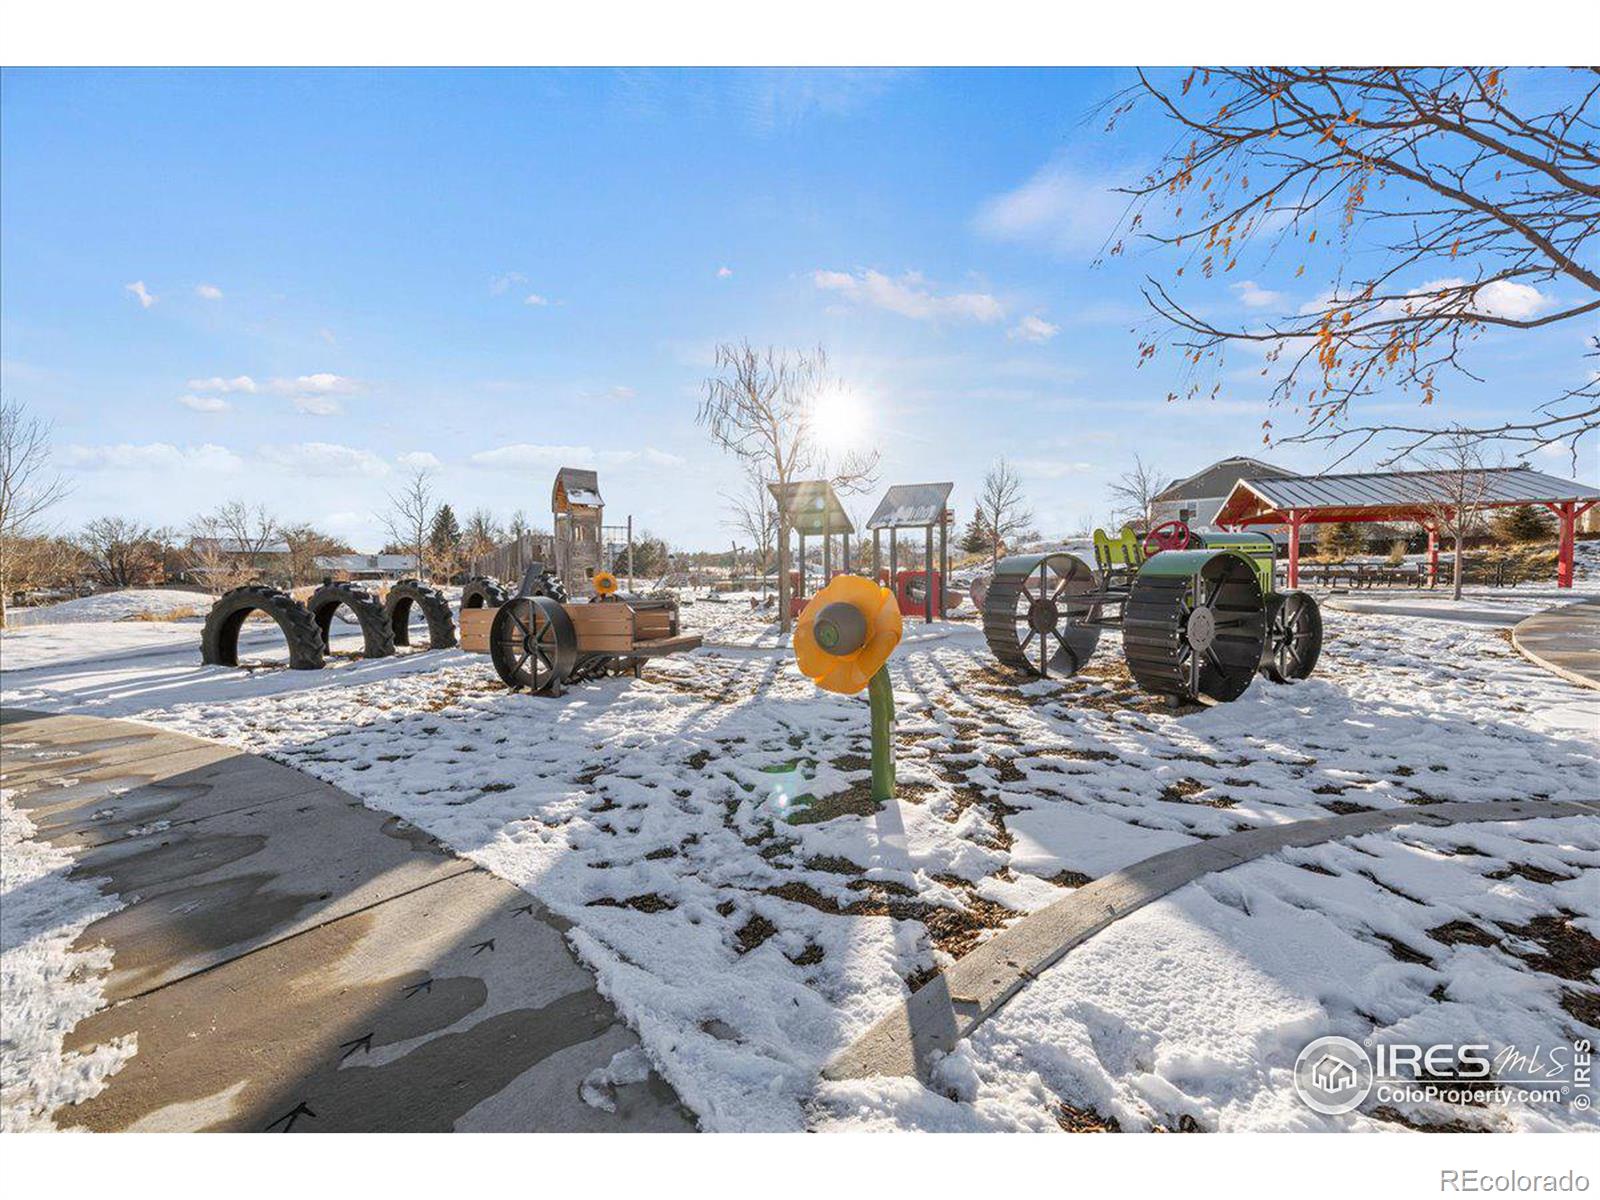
[460,565,701,695]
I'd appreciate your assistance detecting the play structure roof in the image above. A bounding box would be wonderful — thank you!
[553,467,603,511]
[769,480,855,535]
[1215,466,1600,525]
[865,482,954,530]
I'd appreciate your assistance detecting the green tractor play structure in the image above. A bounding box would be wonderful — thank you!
[981,520,1323,703]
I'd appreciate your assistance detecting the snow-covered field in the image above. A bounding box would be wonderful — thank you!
[2,580,1596,1132]
[4,588,215,627]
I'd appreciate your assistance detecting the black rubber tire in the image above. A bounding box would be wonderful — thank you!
[307,582,396,659]
[384,578,457,649]
[461,576,513,609]
[201,585,325,670]
[1260,590,1323,683]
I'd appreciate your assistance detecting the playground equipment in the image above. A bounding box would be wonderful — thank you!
[769,480,855,620]
[981,521,1323,704]
[793,574,904,803]
[460,564,702,695]
[384,579,457,649]
[201,585,326,670]
[306,581,396,659]
[865,483,956,623]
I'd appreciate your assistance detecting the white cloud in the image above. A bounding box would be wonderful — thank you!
[580,385,637,401]
[973,161,1127,257]
[62,442,241,472]
[273,372,358,395]
[717,266,734,278]
[1014,457,1094,479]
[1299,277,1551,322]
[490,271,527,295]
[1232,280,1283,309]
[177,393,229,413]
[195,283,224,301]
[397,450,442,469]
[124,281,157,309]
[524,293,551,307]
[293,395,343,416]
[259,442,390,478]
[1008,314,1059,343]
[472,443,595,469]
[471,444,684,470]
[187,375,258,393]
[1417,277,1550,321]
[812,269,1004,324]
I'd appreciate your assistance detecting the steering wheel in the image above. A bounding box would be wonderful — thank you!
[1143,519,1192,556]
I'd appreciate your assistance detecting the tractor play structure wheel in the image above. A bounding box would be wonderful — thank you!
[461,576,513,609]
[384,579,457,649]
[1122,550,1266,703]
[201,585,325,670]
[307,582,396,658]
[1260,590,1323,683]
[489,596,579,694]
[981,552,1102,679]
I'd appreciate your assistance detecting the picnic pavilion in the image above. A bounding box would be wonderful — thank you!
[1211,466,1600,590]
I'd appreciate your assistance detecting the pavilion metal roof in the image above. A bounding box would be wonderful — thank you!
[769,480,855,535]
[865,482,954,530]
[1216,466,1600,525]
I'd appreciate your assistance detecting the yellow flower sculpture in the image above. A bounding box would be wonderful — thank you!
[794,573,902,695]
[592,570,620,596]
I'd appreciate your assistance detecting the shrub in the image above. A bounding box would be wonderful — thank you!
[1491,504,1555,545]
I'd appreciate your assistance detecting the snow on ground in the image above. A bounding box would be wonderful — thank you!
[1,791,136,1130]
[5,588,215,627]
[1,583,1596,1131]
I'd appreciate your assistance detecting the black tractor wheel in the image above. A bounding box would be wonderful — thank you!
[384,579,457,649]
[306,582,395,659]
[981,552,1102,678]
[461,576,513,609]
[489,596,579,694]
[1260,590,1323,683]
[201,585,325,670]
[1123,553,1266,703]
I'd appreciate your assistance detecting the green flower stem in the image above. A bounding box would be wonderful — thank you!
[868,664,896,802]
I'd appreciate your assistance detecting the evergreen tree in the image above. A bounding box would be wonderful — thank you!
[1491,504,1554,544]
[428,504,463,577]
[959,511,994,556]
[1321,521,1366,559]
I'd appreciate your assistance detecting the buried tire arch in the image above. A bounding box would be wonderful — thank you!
[306,581,396,659]
[384,578,457,649]
[201,585,326,670]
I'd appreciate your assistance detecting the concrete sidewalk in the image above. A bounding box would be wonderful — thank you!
[1,709,695,1132]
[1512,600,1600,691]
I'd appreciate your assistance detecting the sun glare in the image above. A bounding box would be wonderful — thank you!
[808,386,870,455]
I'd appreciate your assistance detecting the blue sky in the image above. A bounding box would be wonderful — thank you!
[2,67,1591,550]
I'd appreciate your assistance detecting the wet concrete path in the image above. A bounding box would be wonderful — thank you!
[1,708,695,1132]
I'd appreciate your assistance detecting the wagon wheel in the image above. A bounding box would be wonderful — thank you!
[1260,590,1323,683]
[981,553,1101,678]
[489,596,578,694]
[1124,552,1266,703]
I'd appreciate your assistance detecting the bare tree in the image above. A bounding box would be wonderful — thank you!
[975,458,1037,570]
[722,465,778,595]
[187,502,282,592]
[1405,428,1498,600]
[380,468,439,581]
[697,341,880,629]
[1109,67,1600,463]
[1106,454,1172,529]
[282,523,353,586]
[77,517,169,589]
[0,399,70,625]
[462,508,502,573]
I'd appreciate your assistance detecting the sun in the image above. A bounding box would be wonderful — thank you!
[808,385,871,455]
